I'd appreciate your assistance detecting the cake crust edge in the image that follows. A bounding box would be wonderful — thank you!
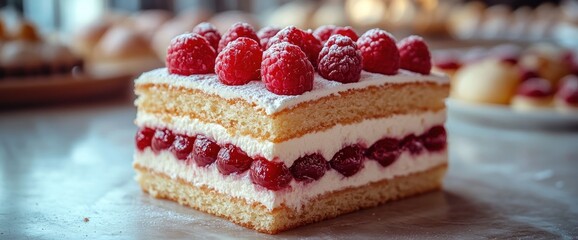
[134,163,447,234]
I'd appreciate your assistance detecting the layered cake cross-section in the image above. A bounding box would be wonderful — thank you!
[133,23,450,234]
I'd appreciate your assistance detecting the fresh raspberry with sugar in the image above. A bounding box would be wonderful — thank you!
[398,35,432,74]
[313,25,336,43]
[267,26,322,68]
[317,35,362,83]
[257,26,281,50]
[192,22,221,51]
[215,37,262,85]
[262,42,314,95]
[333,27,359,42]
[357,29,399,75]
[218,22,259,53]
[166,33,216,75]
[250,158,293,191]
[314,25,359,43]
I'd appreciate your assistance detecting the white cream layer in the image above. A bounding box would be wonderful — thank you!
[136,110,446,165]
[135,68,449,115]
[134,149,447,211]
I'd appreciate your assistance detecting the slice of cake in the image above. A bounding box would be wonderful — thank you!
[133,23,449,234]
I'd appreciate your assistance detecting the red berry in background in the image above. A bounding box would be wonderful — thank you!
[257,26,281,50]
[262,42,314,95]
[357,29,399,75]
[330,145,365,177]
[151,129,175,153]
[317,35,362,83]
[171,134,195,160]
[313,25,337,43]
[557,75,578,104]
[192,22,221,51]
[398,35,432,74]
[519,68,540,82]
[517,78,554,98]
[290,154,329,182]
[365,137,401,167]
[215,37,263,85]
[401,134,424,155]
[250,158,293,191]
[333,26,358,42]
[166,33,216,75]
[218,22,259,53]
[216,144,253,175]
[192,135,221,167]
[267,26,322,69]
[421,126,447,152]
[135,127,155,151]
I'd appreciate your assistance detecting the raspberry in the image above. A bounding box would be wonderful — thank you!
[267,26,322,69]
[357,29,399,75]
[517,78,553,98]
[365,137,401,167]
[313,25,337,44]
[166,33,216,75]
[398,35,432,74]
[421,126,447,152]
[317,35,362,83]
[519,68,540,82]
[216,144,253,175]
[192,22,221,51]
[262,42,314,95]
[135,127,154,151]
[333,27,359,42]
[257,26,281,50]
[290,154,329,182]
[151,129,174,153]
[215,37,262,85]
[171,134,195,160]
[192,135,221,167]
[401,134,424,155]
[250,158,293,191]
[314,25,359,44]
[330,145,365,177]
[218,22,259,53]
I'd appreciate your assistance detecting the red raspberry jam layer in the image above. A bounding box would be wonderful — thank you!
[135,125,447,191]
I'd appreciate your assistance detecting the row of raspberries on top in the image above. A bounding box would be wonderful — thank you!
[166,22,432,95]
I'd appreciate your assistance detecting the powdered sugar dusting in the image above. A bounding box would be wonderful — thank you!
[135,68,448,115]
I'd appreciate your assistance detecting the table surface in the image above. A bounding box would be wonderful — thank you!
[1,98,577,240]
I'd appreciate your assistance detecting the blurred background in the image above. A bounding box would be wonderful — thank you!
[0,0,577,107]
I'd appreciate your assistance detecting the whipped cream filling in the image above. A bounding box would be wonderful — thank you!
[136,110,446,165]
[134,149,447,211]
[135,68,448,115]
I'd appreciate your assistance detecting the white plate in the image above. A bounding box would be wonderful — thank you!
[446,98,578,129]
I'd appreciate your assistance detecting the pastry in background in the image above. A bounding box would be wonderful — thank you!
[555,75,578,112]
[266,1,317,29]
[0,21,83,79]
[519,43,571,85]
[71,21,111,58]
[452,59,520,104]
[89,26,161,75]
[311,0,347,28]
[511,78,554,111]
[126,10,173,44]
